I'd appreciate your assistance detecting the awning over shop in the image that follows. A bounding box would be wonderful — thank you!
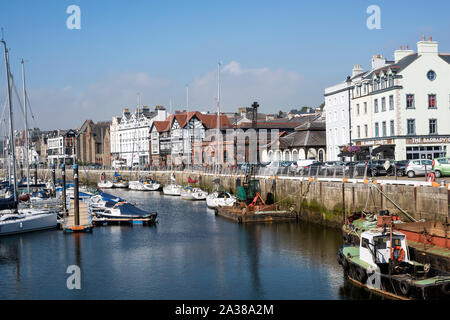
[371,144,395,156]
[337,151,353,157]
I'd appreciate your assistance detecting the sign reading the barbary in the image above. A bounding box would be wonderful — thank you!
[406,137,450,144]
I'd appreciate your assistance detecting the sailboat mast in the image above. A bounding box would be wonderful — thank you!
[2,39,18,202]
[216,62,221,173]
[21,59,30,195]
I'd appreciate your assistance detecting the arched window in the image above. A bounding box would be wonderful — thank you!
[292,149,298,161]
[318,149,325,162]
[298,149,306,160]
[283,150,291,161]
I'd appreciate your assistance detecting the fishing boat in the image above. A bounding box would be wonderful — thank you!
[181,186,208,201]
[342,180,450,274]
[206,191,236,208]
[337,226,450,300]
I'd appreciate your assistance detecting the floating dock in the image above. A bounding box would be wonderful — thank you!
[63,199,93,232]
[92,215,157,226]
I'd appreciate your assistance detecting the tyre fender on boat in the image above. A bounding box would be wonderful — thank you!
[400,280,411,297]
[441,281,450,295]
[341,255,349,271]
[355,268,367,284]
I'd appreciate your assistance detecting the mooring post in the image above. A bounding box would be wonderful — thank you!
[51,164,56,196]
[342,182,346,224]
[62,163,67,215]
[74,164,80,226]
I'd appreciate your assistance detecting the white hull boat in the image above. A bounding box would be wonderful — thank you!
[128,181,147,191]
[206,191,237,208]
[143,181,161,191]
[113,181,129,188]
[163,184,182,196]
[0,210,58,236]
[98,181,114,188]
[181,187,208,201]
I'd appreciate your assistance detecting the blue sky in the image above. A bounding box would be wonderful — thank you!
[0,0,449,129]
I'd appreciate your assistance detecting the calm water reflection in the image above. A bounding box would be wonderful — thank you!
[0,190,377,299]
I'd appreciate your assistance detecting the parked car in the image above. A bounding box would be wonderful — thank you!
[355,160,389,176]
[432,157,450,178]
[405,159,433,178]
[88,163,102,170]
[387,160,409,176]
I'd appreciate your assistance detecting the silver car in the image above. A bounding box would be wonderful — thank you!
[406,159,433,178]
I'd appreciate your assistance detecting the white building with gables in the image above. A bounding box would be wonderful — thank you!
[325,36,450,161]
[110,105,168,167]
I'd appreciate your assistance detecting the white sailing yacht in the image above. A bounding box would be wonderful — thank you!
[0,41,57,236]
[204,62,236,208]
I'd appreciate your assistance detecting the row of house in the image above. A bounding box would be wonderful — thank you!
[5,104,325,169]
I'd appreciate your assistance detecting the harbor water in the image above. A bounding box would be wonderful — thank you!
[0,190,377,300]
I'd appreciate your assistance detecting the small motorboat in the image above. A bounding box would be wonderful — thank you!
[113,179,129,188]
[0,209,58,236]
[143,180,161,191]
[206,191,236,208]
[128,180,147,191]
[98,180,114,188]
[163,184,182,196]
[181,187,208,201]
[96,202,157,221]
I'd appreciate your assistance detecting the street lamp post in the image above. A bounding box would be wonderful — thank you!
[346,76,353,161]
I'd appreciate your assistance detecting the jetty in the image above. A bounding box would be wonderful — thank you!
[63,199,92,232]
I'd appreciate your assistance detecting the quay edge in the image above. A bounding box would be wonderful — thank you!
[18,168,450,228]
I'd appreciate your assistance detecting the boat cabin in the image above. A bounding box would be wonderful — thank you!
[360,229,410,266]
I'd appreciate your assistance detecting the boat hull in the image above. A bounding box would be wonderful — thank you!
[0,212,57,236]
[216,203,296,223]
[98,181,114,188]
[163,185,182,196]
[337,246,450,300]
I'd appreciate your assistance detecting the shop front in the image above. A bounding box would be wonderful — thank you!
[404,137,449,160]
[354,139,395,160]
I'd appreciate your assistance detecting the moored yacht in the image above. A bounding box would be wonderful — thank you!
[181,186,208,201]
[206,191,236,208]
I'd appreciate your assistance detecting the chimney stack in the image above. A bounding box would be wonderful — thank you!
[352,64,363,77]
[417,36,438,55]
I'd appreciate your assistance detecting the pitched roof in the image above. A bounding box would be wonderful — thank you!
[439,54,450,64]
[364,53,419,79]
[152,114,174,133]
[197,113,232,129]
